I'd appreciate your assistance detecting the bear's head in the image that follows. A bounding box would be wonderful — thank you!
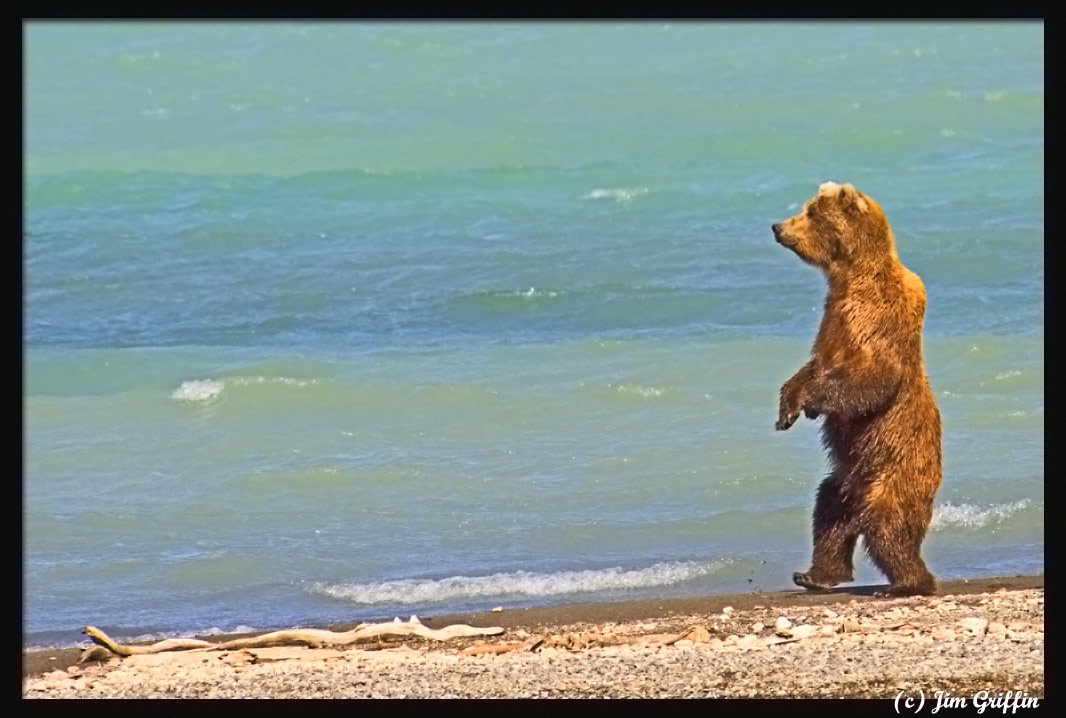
[772,182,895,274]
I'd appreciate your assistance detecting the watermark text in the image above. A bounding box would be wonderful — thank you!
[894,690,1040,714]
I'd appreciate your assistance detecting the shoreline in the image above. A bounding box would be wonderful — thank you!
[417,574,1044,633]
[24,574,1043,695]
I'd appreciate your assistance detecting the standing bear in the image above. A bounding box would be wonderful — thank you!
[772,182,942,596]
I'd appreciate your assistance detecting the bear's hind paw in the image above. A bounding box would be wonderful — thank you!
[792,571,838,591]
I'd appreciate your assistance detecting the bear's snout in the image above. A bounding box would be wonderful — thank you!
[771,222,783,236]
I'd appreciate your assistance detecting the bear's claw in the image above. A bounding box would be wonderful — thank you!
[776,412,799,431]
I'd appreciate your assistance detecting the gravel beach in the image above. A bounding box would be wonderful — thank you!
[23,575,1043,699]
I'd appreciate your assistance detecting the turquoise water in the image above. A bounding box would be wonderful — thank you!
[23,22,1043,648]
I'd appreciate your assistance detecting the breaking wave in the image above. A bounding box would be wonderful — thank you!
[582,187,648,202]
[170,376,318,403]
[931,499,1035,530]
[307,560,730,606]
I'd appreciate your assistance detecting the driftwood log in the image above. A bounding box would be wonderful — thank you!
[82,617,504,662]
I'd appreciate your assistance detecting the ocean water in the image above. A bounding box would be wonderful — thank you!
[23,22,1043,649]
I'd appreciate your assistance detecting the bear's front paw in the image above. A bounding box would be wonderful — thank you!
[776,408,799,431]
[777,382,805,431]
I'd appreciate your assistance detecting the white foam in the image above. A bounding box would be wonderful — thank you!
[931,499,1033,530]
[26,623,268,652]
[228,376,317,388]
[307,560,728,606]
[481,288,561,300]
[513,287,559,298]
[171,376,318,403]
[613,383,664,398]
[170,379,225,403]
[197,625,259,636]
[583,187,648,203]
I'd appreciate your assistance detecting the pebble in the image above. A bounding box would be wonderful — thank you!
[788,625,820,640]
[957,617,989,635]
[734,635,760,649]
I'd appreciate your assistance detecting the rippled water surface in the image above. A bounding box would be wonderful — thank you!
[24,22,1043,648]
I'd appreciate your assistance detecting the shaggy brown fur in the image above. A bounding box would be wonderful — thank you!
[772,182,942,596]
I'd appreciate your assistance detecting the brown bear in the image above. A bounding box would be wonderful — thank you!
[771,182,942,596]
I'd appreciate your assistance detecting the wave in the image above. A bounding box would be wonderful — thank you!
[24,624,264,652]
[582,187,648,202]
[170,378,225,402]
[170,376,318,403]
[445,284,731,338]
[480,287,562,300]
[612,383,666,399]
[26,162,646,208]
[307,560,730,606]
[930,499,1035,530]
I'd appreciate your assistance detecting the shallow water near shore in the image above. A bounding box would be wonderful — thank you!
[23,22,1043,649]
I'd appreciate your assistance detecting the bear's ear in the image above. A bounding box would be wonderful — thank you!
[838,184,868,213]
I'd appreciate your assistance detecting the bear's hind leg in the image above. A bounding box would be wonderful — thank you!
[861,500,936,596]
[794,529,857,590]
[794,475,859,591]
